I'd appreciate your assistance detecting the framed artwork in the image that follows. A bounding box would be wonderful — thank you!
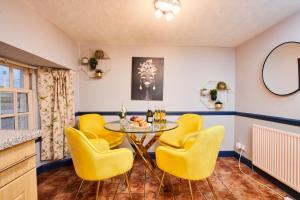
[131,57,164,100]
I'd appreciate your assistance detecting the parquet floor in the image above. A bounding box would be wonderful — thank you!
[37,157,289,200]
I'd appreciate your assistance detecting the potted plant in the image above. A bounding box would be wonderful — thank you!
[215,101,223,110]
[210,89,218,101]
[217,81,227,90]
[89,57,98,70]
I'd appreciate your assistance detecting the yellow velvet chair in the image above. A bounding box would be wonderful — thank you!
[159,113,203,148]
[79,114,123,148]
[156,125,224,199]
[64,127,133,200]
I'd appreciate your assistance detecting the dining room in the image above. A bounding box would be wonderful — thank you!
[0,0,300,200]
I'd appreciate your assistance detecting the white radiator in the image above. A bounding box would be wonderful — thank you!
[252,124,300,192]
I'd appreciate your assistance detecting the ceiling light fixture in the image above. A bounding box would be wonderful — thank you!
[154,0,181,21]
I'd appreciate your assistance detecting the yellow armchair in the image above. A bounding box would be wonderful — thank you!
[159,113,203,148]
[156,125,224,199]
[79,114,123,148]
[64,127,133,199]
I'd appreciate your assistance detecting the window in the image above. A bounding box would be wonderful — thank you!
[0,62,33,130]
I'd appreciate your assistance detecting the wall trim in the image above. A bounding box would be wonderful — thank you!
[75,111,300,127]
[75,111,235,116]
[233,152,300,199]
[235,112,300,127]
[36,158,73,176]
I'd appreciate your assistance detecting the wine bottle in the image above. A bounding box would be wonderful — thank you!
[146,102,153,123]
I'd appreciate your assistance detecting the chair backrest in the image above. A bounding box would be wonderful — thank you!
[186,125,224,180]
[173,114,203,140]
[79,114,106,134]
[64,127,102,180]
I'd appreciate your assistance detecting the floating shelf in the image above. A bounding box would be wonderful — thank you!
[200,81,232,110]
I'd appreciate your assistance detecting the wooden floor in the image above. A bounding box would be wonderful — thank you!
[37,157,288,200]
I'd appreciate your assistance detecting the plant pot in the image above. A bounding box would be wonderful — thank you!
[217,82,227,90]
[95,49,104,59]
[200,89,208,96]
[211,95,217,101]
[215,102,223,110]
[90,63,97,70]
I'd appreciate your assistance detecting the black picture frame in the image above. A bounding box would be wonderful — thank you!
[131,57,164,101]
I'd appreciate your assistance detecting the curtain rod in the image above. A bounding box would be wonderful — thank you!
[0,57,38,69]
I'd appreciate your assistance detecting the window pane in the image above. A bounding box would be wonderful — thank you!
[0,93,14,114]
[18,93,28,113]
[0,65,10,87]
[18,115,28,130]
[13,68,24,88]
[1,117,15,129]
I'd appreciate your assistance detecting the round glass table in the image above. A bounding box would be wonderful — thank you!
[104,121,178,184]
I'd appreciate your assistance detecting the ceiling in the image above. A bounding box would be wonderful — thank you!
[23,0,300,47]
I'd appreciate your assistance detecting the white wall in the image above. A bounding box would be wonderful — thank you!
[235,12,300,159]
[0,0,79,166]
[77,45,236,151]
[0,0,78,69]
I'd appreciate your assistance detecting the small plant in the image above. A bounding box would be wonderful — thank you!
[217,81,227,90]
[210,89,218,101]
[89,57,98,70]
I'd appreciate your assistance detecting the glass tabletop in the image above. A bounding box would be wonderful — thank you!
[104,120,178,133]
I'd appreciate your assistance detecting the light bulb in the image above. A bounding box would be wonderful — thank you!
[160,1,168,11]
[166,12,174,21]
[155,9,163,18]
[155,1,161,9]
[172,4,180,14]
[166,2,173,11]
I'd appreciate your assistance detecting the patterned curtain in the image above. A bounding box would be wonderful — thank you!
[37,67,75,160]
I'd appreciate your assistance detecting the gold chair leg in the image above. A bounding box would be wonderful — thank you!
[168,174,175,200]
[113,175,123,200]
[206,178,218,200]
[124,173,133,200]
[95,181,102,200]
[157,171,165,199]
[75,180,84,200]
[188,180,193,200]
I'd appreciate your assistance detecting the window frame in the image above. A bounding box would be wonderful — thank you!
[0,61,34,130]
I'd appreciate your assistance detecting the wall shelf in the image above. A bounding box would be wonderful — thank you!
[200,81,232,110]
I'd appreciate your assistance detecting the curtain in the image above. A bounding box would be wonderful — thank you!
[37,67,75,160]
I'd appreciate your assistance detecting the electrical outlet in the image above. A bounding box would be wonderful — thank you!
[236,142,242,150]
[241,144,246,151]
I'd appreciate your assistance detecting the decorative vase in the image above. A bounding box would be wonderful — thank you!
[215,101,223,110]
[200,88,208,96]
[95,70,102,78]
[81,57,89,65]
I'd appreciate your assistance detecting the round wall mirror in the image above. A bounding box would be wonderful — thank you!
[262,41,300,96]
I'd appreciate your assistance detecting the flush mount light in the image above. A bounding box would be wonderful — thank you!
[154,0,181,21]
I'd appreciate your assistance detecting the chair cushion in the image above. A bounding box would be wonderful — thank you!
[159,132,182,148]
[100,131,123,148]
[89,139,110,151]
